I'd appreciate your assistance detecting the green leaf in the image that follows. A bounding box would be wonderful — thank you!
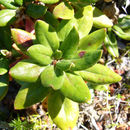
[93,7,113,28]
[0,74,8,101]
[87,82,109,91]
[53,50,63,60]
[0,26,12,50]
[48,91,79,129]
[26,4,47,19]
[14,81,50,109]
[14,0,23,6]
[60,27,79,59]
[0,0,18,9]
[60,72,91,103]
[56,50,102,71]
[27,44,53,66]
[23,0,33,2]
[76,64,122,84]
[117,15,130,29]
[11,28,35,51]
[41,66,64,90]
[56,60,75,71]
[38,0,59,4]
[80,0,99,2]
[104,29,119,57]
[0,9,16,27]
[44,11,59,28]
[27,44,53,57]
[53,2,74,19]
[74,5,93,39]
[35,20,59,52]
[113,25,130,40]
[57,19,75,41]
[78,28,106,51]
[0,58,9,75]
[57,5,93,40]
[9,60,44,83]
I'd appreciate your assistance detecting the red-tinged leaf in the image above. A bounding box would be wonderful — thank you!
[11,29,35,50]
[25,16,34,33]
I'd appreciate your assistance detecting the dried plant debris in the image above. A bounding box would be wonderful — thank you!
[119,0,130,14]
[78,89,129,130]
